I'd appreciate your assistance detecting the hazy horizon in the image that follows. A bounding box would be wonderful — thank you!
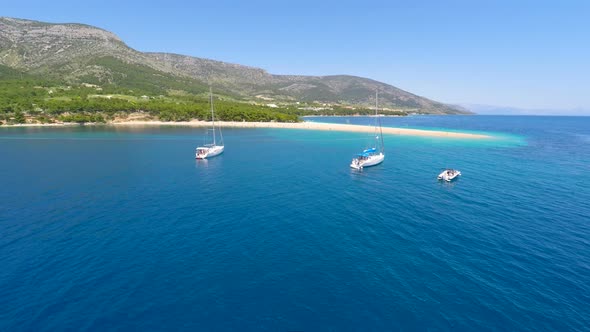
[462,104,590,116]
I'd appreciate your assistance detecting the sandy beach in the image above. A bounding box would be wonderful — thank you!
[4,120,492,139]
[110,120,492,139]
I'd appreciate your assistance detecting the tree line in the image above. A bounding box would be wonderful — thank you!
[0,77,406,125]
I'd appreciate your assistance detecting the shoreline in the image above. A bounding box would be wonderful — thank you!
[2,120,492,139]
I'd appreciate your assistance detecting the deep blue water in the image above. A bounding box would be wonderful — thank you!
[1,116,589,331]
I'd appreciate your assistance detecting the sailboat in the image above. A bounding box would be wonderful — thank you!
[196,88,224,159]
[350,91,385,170]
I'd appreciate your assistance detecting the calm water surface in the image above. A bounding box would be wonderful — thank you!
[1,116,589,331]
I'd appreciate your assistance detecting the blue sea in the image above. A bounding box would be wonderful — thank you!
[1,116,589,331]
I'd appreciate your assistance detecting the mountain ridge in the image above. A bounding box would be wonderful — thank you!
[0,17,469,114]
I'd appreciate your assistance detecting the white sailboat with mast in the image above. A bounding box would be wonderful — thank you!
[196,88,224,159]
[350,91,385,169]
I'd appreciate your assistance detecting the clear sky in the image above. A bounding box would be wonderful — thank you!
[4,0,590,111]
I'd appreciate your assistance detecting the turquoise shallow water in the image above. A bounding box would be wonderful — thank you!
[1,116,589,331]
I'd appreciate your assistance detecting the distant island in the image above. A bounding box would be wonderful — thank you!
[0,17,470,126]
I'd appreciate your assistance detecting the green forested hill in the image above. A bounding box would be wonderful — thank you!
[0,17,469,124]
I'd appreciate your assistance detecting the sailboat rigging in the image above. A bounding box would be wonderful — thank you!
[350,91,385,169]
[195,88,224,159]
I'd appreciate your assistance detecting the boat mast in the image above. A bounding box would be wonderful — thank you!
[210,86,216,145]
[375,91,384,153]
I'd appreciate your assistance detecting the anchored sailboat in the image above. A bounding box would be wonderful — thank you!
[350,91,385,169]
[196,88,224,159]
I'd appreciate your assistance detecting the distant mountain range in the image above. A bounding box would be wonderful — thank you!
[463,104,590,116]
[0,17,469,114]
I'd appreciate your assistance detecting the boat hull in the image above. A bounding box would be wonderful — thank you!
[438,170,461,181]
[350,153,384,169]
[196,145,224,159]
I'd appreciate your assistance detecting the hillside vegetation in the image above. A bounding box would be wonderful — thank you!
[0,17,469,124]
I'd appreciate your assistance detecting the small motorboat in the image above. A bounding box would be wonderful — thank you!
[438,169,461,182]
